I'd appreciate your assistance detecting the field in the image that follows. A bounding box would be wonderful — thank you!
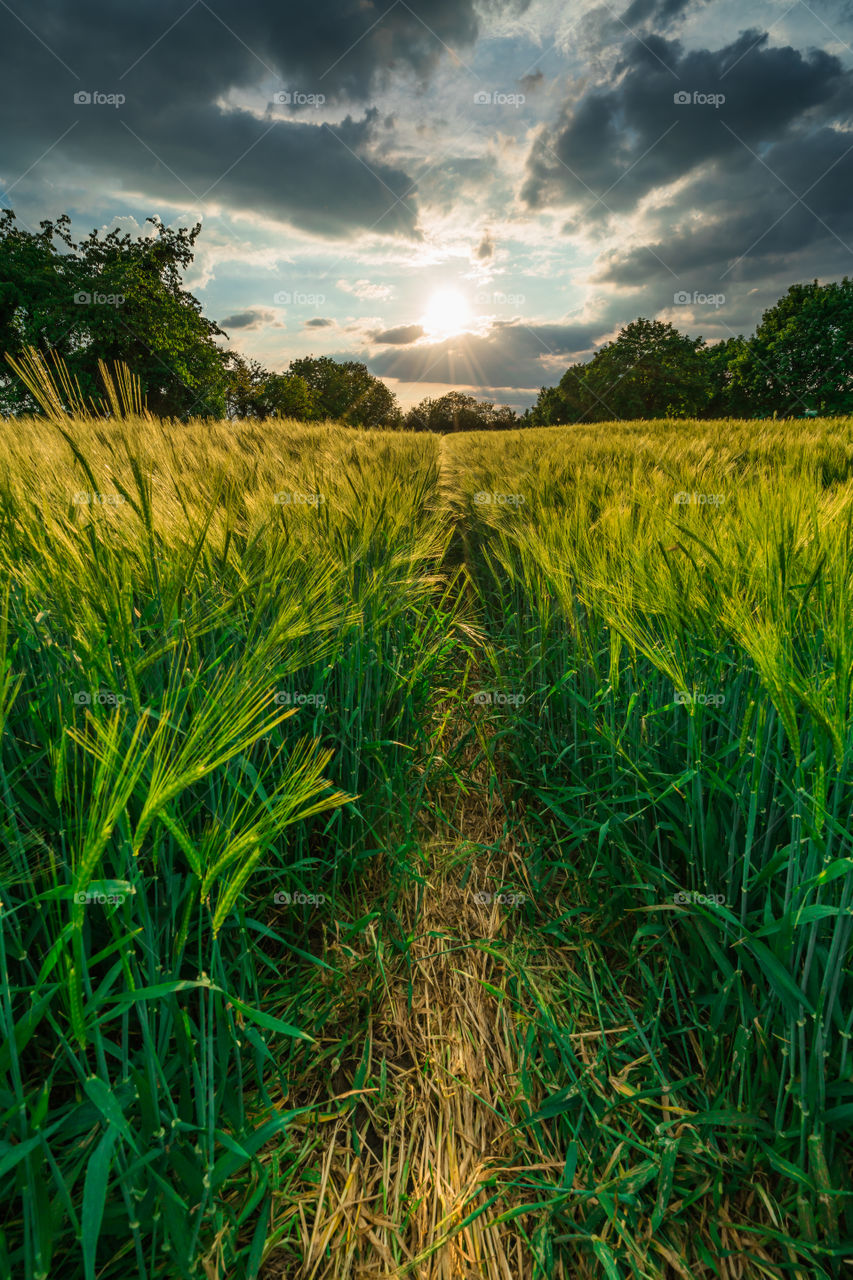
[0,413,851,1279]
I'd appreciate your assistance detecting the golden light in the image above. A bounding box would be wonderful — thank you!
[421,287,471,339]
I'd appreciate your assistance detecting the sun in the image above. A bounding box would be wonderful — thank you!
[421,287,471,339]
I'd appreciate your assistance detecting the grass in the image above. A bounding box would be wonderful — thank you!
[440,420,853,1276]
[0,410,850,1278]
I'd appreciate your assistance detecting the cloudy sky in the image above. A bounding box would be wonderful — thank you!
[1,0,852,410]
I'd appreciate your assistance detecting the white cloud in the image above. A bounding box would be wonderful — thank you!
[336,279,395,300]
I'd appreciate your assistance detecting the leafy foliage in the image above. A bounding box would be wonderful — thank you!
[730,278,853,416]
[288,354,402,427]
[403,389,518,432]
[0,210,229,419]
[529,281,853,424]
[530,318,712,423]
[223,352,318,421]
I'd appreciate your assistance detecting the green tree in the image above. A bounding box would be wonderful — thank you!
[581,318,712,420]
[288,355,401,427]
[554,365,599,423]
[403,390,518,432]
[528,383,570,426]
[491,404,519,429]
[701,335,753,418]
[0,214,82,406]
[0,210,229,417]
[732,279,853,416]
[224,353,318,421]
[528,322,712,424]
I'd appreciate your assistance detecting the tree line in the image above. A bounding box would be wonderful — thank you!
[527,293,853,424]
[1,209,850,427]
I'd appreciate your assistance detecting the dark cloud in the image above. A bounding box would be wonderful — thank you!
[372,324,425,344]
[219,307,279,329]
[14,1,503,105]
[522,31,853,221]
[620,0,699,28]
[475,231,494,260]
[0,0,527,236]
[305,317,333,327]
[369,321,602,388]
[572,0,709,62]
[221,311,261,328]
[518,70,544,94]
[2,104,418,240]
[589,122,853,290]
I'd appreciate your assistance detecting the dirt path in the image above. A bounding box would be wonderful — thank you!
[260,439,567,1280]
[277,844,552,1280]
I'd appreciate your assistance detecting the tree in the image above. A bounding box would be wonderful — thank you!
[0,209,229,418]
[491,404,519,430]
[527,321,712,424]
[224,353,318,421]
[581,318,712,420]
[288,355,401,427]
[701,335,753,418]
[527,384,570,427]
[0,214,81,407]
[403,391,519,432]
[731,279,853,416]
[552,365,598,423]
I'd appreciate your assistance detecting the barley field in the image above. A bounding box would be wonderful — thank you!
[0,412,851,1279]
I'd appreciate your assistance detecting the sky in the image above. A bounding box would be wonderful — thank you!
[1,0,852,411]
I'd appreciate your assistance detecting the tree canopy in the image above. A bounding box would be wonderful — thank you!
[288,355,401,428]
[530,319,712,425]
[223,353,318,421]
[728,279,853,416]
[403,391,518,433]
[0,210,229,418]
[529,282,853,425]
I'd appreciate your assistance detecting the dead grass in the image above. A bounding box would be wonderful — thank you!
[260,797,574,1279]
